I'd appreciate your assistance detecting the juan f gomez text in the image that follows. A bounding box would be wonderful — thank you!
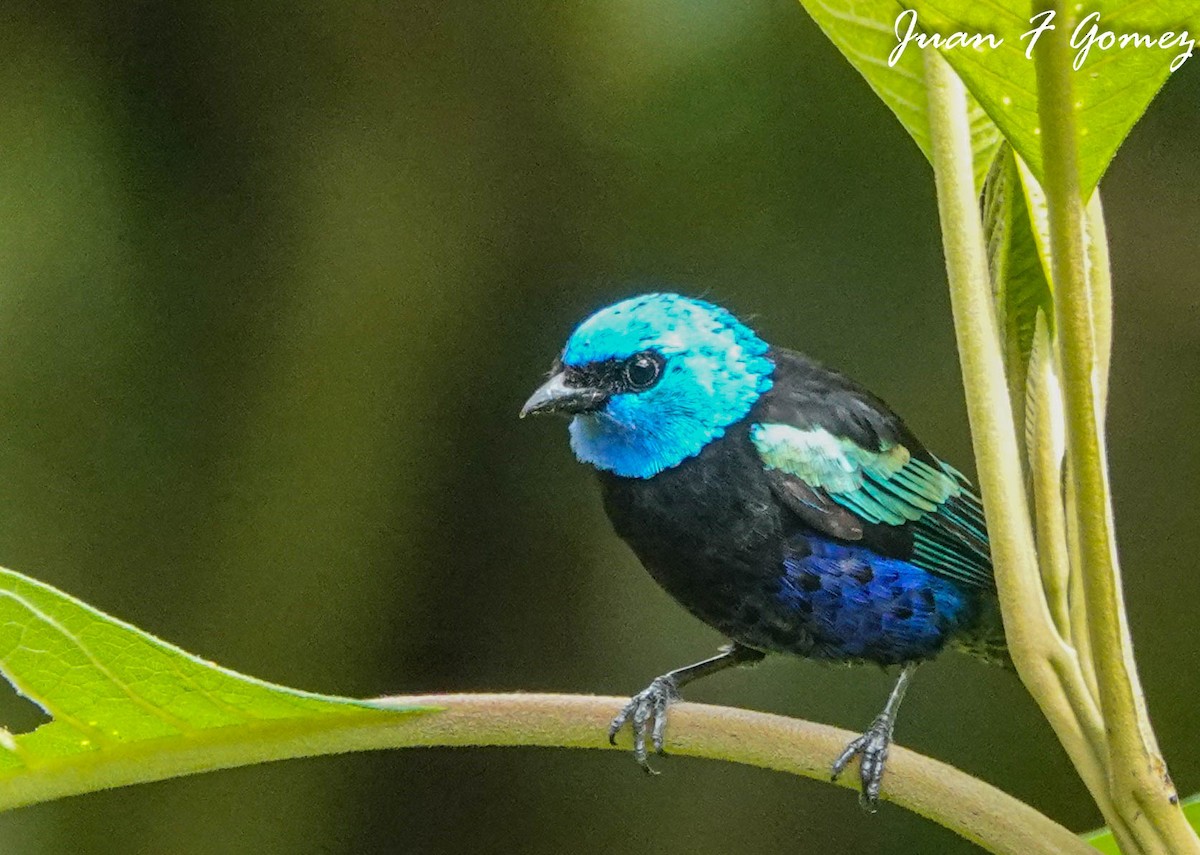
[889,9,1195,72]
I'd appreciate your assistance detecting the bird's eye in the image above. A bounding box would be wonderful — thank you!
[624,351,663,391]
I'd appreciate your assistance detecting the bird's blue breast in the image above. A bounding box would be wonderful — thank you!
[778,537,977,664]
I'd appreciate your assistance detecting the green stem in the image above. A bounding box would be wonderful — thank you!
[1025,328,1107,770]
[0,693,1090,855]
[1034,9,1197,853]
[1070,192,1110,710]
[921,46,1121,840]
[1027,313,1071,640]
[1064,473,1101,705]
[1084,192,1112,415]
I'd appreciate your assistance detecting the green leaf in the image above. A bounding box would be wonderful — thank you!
[905,0,1199,194]
[0,566,433,810]
[1083,792,1200,852]
[796,0,1002,188]
[982,142,1054,424]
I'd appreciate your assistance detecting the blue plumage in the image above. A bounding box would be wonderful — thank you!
[778,537,976,664]
[522,292,1004,808]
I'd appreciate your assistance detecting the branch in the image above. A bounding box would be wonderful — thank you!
[0,692,1090,855]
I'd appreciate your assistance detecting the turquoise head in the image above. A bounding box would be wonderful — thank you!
[521,293,775,478]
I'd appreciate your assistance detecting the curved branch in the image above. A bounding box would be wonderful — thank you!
[0,692,1089,855]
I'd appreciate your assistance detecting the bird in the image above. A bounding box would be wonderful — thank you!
[520,292,1004,809]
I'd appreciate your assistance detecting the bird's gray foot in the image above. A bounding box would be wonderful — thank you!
[608,674,680,773]
[831,713,895,812]
[607,645,764,774]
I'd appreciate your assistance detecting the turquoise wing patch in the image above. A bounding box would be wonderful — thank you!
[751,423,992,588]
[751,423,958,524]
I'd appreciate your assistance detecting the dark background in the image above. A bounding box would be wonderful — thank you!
[0,2,1196,853]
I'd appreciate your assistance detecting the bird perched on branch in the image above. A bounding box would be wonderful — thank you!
[521,292,1003,808]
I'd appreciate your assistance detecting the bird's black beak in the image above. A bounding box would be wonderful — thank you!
[520,372,607,418]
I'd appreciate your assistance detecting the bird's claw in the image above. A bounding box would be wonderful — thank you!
[830,714,895,812]
[608,675,680,773]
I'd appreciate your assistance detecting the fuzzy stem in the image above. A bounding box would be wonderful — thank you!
[1085,192,1112,415]
[1027,314,1072,640]
[0,693,1091,855]
[1070,191,1110,707]
[921,46,1122,840]
[1064,473,1101,704]
[1034,8,1198,853]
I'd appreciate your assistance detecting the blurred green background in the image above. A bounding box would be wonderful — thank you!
[0,2,1195,853]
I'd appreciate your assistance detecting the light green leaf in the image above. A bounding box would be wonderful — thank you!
[0,566,433,810]
[905,0,1199,194]
[982,142,1054,423]
[1083,792,1200,852]
[796,0,1002,188]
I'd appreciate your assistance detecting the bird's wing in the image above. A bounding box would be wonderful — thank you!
[751,350,992,589]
